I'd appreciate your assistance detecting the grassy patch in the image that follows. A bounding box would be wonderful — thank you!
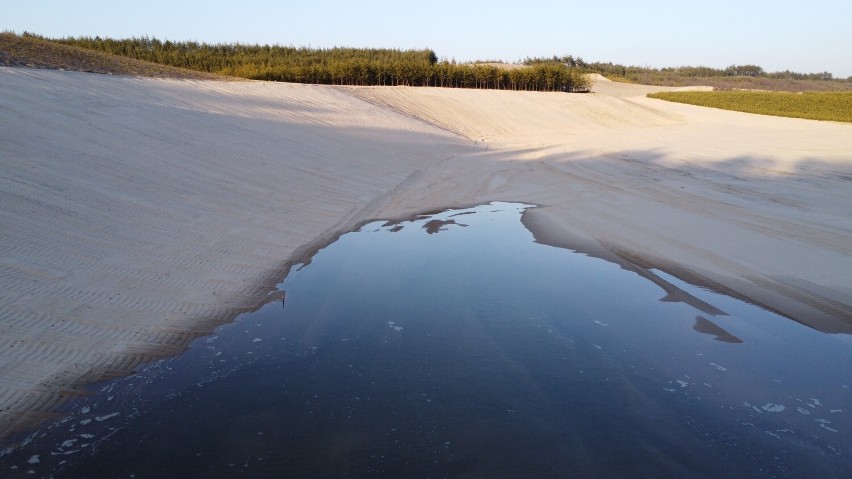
[609,74,852,92]
[647,91,852,122]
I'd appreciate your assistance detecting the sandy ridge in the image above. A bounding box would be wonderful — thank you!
[2,67,852,440]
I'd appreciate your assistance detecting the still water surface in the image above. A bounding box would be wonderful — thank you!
[1,202,850,477]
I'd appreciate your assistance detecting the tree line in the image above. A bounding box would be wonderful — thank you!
[42,35,590,92]
[523,54,848,83]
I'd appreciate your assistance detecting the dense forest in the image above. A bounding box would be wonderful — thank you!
[15,33,848,92]
[43,35,590,92]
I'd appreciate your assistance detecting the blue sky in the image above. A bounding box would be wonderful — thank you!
[5,0,851,77]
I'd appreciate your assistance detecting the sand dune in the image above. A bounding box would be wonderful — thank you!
[1,67,851,438]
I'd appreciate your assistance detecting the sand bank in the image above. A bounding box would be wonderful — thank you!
[1,67,850,437]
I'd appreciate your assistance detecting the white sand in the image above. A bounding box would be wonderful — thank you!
[1,67,851,436]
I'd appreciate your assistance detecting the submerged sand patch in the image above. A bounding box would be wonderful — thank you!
[1,67,851,438]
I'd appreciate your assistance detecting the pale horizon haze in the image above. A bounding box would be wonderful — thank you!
[4,0,851,78]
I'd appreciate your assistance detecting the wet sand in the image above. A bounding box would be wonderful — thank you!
[1,68,851,438]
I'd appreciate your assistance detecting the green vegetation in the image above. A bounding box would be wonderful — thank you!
[36,34,589,92]
[523,55,852,92]
[0,32,227,80]
[7,32,848,95]
[647,91,852,122]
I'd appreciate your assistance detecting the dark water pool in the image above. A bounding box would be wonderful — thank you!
[1,202,850,478]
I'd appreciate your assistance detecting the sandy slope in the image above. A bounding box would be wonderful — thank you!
[354,80,852,332]
[1,67,851,438]
[0,68,473,434]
